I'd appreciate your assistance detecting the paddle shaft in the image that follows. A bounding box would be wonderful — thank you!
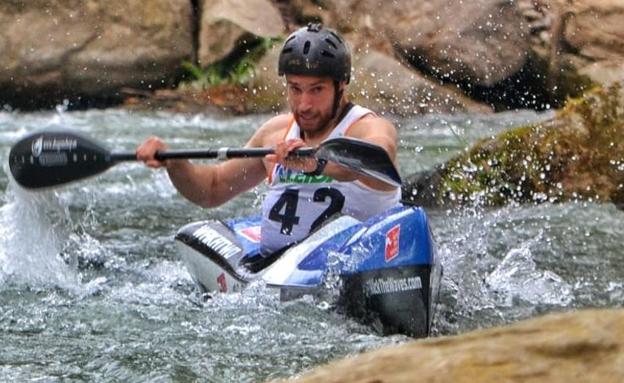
[109,147,316,162]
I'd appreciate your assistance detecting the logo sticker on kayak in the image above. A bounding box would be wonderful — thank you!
[193,225,240,259]
[364,276,422,296]
[238,226,261,243]
[385,224,400,262]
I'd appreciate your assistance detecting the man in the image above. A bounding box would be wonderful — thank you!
[137,23,400,254]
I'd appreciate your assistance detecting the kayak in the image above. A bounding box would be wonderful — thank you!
[175,205,442,338]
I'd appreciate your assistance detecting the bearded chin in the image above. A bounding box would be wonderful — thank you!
[295,112,333,135]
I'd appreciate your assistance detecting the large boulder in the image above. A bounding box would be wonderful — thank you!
[327,0,624,109]
[402,83,624,211]
[387,0,530,87]
[556,0,624,88]
[279,309,624,383]
[0,0,193,108]
[349,50,492,116]
[198,0,285,66]
[329,0,530,87]
[517,0,624,104]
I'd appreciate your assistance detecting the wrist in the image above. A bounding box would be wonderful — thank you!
[304,158,327,176]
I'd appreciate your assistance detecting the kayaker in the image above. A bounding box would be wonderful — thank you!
[137,23,401,254]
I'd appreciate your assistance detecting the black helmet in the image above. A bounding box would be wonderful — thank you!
[278,23,351,84]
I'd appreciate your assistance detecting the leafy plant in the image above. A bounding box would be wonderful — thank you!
[182,37,280,89]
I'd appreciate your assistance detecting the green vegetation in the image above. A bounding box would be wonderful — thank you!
[433,83,624,208]
[182,37,280,89]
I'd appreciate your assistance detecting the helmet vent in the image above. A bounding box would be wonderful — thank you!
[330,32,343,44]
[325,38,337,50]
[282,47,293,54]
[303,41,311,55]
[321,50,335,58]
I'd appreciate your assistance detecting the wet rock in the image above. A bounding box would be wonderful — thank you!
[518,0,624,105]
[278,309,624,383]
[402,83,624,211]
[555,0,624,90]
[198,0,285,66]
[330,0,624,109]
[384,0,531,87]
[3,0,623,113]
[121,86,249,115]
[350,50,492,116]
[0,0,193,109]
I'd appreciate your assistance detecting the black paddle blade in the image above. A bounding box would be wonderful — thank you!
[316,137,402,187]
[9,130,116,189]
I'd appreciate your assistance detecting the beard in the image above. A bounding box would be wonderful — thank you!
[293,107,335,136]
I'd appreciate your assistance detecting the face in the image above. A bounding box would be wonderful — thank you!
[286,75,337,136]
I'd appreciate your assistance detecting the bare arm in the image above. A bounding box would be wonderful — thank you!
[164,155,266,208]
[136,116,288,208]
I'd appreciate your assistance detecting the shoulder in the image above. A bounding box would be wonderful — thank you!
[345,112,398,161]
[347,113,397,141]
[248,114,292,147]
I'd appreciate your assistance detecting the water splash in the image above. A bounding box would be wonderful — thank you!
[430,203,576,334]
[485,230,573,307]
[0,180,80,289]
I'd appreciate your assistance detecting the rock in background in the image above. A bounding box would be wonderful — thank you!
[197,0,285,66]
[1,0,623,114]
[0,0,193,109]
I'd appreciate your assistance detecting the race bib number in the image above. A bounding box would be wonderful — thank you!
[268,187,345,235]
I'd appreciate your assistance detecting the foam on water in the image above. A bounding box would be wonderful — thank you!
[0,180,80,289]
[485,230,573,307]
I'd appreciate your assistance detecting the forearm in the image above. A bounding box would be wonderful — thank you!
[166,160,222,207]
[167,158,267,208]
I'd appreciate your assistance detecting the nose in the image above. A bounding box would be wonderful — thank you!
[298,92,313,112]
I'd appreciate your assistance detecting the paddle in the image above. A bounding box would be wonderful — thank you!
[8,130,402,189]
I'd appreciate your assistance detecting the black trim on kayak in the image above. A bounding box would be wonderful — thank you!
[338,264,433,337]
[239,245,290,273]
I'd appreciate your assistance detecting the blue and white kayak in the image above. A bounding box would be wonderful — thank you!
[175,205,442,338]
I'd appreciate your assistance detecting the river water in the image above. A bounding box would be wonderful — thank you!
[0,107,622,382]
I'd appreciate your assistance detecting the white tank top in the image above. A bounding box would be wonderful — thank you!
[260,105,401,253]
